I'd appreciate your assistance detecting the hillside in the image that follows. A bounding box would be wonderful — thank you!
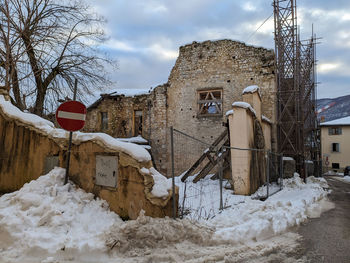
[317,94,350,122]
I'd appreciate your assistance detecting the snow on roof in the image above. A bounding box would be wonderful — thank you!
[320,116,350,126]
[232,101,257,117]
[283,156,294,161]
[262,115,272,124]
[0,95,151,162]
[109,88,151,97]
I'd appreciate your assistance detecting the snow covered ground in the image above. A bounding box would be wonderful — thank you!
[0,168,333,263]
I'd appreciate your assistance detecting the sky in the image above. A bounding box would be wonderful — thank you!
[88,0,350,99]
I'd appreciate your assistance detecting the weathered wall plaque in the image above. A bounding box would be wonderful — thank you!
[95,155,118,188]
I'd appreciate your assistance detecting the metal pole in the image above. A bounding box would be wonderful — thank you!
[170,126,176,219]
[64,79,78,185]
[181,181,187,218]
[219,156,223,210]
[280,154,283,190]
[266,151,270,198]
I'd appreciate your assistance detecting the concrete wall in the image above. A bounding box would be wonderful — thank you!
[321,125,350,171]
[0,102,176,219]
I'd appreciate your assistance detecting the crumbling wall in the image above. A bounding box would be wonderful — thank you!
[166,40,276,174]
[84,94,148,138]
[146,84,169,173]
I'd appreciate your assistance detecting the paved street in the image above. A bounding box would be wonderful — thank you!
[292,176,350,263]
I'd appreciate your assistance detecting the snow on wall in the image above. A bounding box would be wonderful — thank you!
[225,109,234,116]
[262,114,272,124]
[242,85,262,99]
[232,101,257,117]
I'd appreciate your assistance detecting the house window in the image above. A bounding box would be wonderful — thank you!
[332,163,340,169]
[332,143,340,152]
[101,112,108,130]
[328,127,342,135]
[133,110,143,136]
[197,89,222,116]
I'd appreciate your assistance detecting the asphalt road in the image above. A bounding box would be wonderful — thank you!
[293,176,350,263]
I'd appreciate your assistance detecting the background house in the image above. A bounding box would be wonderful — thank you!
[320,116,350,172]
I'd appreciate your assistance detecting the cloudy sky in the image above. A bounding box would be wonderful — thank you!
[89,0,350,99]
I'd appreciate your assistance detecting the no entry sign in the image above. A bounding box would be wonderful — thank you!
[56,101,87,131]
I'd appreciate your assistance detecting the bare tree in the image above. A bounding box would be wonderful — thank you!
[0,0,115,115]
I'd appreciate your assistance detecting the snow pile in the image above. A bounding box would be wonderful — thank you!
[337,176,350,183]
[232,101,257,117]
[0,167,121,256]
[106,210,214,254]
[0,95,151,162]
[208,174,331,243]
[0,167,331,262]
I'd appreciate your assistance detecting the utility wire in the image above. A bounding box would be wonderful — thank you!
[246,12,274,42]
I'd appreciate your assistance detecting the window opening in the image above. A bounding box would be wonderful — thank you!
[133,110,143,136]
[197,89,222,116]
[332,143,340,152]
[101,112,108,130]
[328,127,342,135]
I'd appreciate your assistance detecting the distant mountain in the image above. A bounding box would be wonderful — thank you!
[317,94,350,122]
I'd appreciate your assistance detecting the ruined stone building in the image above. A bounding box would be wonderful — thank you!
[85,39,276,175]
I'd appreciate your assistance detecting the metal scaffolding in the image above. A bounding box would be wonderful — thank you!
[273,0,320,177]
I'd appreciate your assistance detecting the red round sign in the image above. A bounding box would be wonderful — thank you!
[55,101,87,131]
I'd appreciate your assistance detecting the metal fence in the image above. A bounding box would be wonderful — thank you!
[170,127,284,220]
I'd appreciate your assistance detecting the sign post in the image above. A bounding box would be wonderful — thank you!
[55,80,86,184]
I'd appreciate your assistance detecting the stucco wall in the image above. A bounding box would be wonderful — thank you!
[0,111,63,192]
[321,125,350,171]
[0,103,176,219]
[228,107,255,195]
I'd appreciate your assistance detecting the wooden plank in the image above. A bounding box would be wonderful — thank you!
[194,149,230,183]
[180,129,228,182]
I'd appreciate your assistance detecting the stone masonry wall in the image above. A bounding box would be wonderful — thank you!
[84,95,148,138]
[146,84,169,173]
[166,40,276,173]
